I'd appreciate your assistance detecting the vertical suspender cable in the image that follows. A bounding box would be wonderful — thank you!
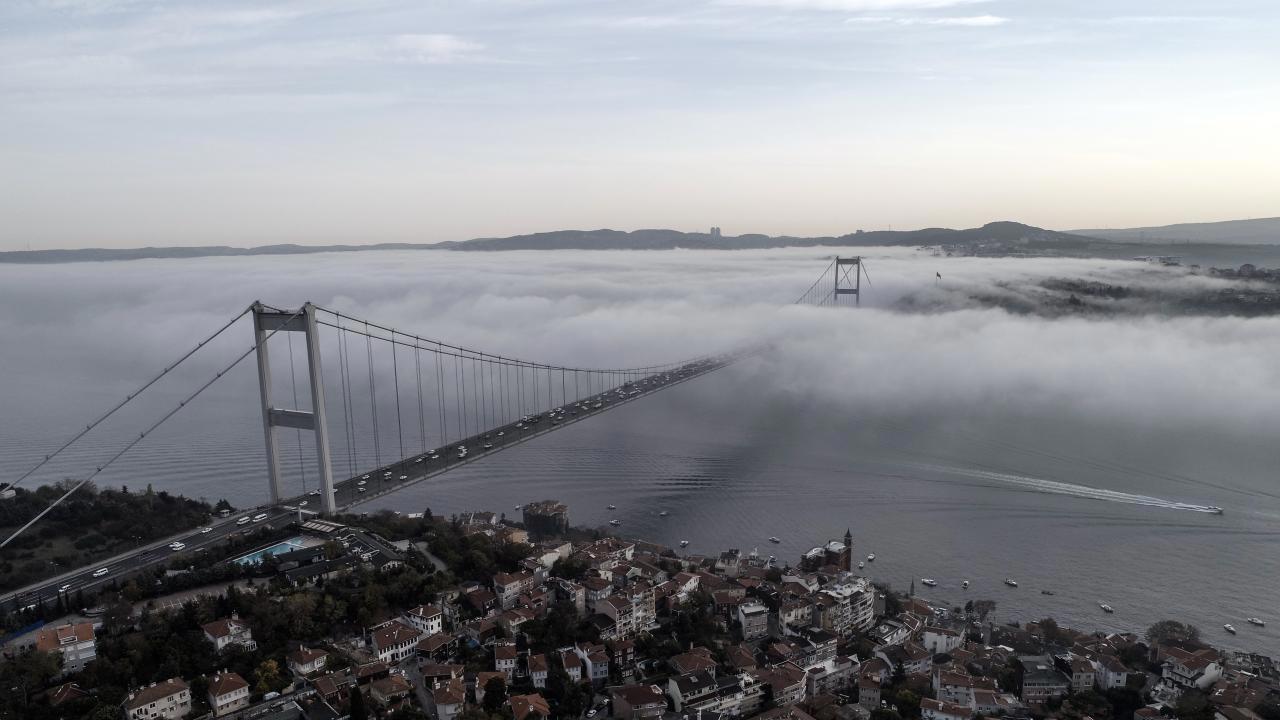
[415,342,426,454]
[365,321,381,467]
[391,330,405,462]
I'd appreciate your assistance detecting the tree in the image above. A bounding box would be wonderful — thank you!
[871,709,903,720]
[894,690,921,719]
[1174,690,1214,720]
[1037,617,1062,645]
[483,676,508,714]
[1146,621,1200,647]
[761,682,776,711]
[349,686,368,720]
[254,659,283,694]
[971,600,996,623]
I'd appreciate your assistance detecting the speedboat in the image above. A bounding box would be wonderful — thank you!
[858,561,864,569]
[680,540,690,548]
[962,580,969,589]
[1099,603,1114,613]
[659,511,668,517]
[1004,578,1018,587]
[768,536,781,544]
[1224,624,1237,634]
[1247,617,1265,627]
[921,578,937,587]
[514,505,522,510]
[607,504,616,510]
[609,519,621,526]
[866,553,875,561]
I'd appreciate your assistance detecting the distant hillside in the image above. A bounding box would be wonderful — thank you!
[1072,217,1280,245]
[0,221,1095,264]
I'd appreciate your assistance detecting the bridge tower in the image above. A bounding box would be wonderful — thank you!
[834,256,862,306]
[252,302,336,514]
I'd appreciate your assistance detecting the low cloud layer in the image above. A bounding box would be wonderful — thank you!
[1,247,1277,507]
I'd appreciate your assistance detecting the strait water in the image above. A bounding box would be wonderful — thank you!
[1,248,1278,654]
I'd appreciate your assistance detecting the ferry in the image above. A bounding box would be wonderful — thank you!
[1004,578,1018,587]
[680,540,690,548]
[1247,617,1265,627]
[921,578,938,587]
[1224,624,1237,635]
[866,553,876,561]
[1099,603,1114,613]
[768,536,781,544]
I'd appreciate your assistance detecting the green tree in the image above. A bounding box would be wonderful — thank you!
[871,709,904,720]
[483,676,509,714]
[254,659,283,694]
[349,686,368,720]
[1147,621,1200,647]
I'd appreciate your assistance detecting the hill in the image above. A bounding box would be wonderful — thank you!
[1072,217,1280,245]
[0,222,1096,263]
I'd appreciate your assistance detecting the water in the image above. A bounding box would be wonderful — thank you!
[1,247,1278,654]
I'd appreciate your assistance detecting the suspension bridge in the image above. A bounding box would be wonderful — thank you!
[0,257,866,608]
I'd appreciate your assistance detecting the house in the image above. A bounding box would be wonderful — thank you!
[611,683,667,720]
[921,698,972,720]
[404,605,444,635]
[124,678,190,720]
[371,620,422,663]
[202,617,257,653]
[738,601,770,641]
[1162,647,1224,692]
[806,656,858,698]
[495,642,519,680]
[1058,656,1096,692]
[511,693,553,720]
[494,571,536,609]
[1094,654,1131,690]
[1018,656,1070,703]
[432,678,467,720]
[312,672,354,704]
[529,653,549,688]
[934,671,976,706]
[208,671,250,717]
[858,677,881,711]
[286,646,328,677]
[370,675,413,709]
[47,682,89,707]
[670,671,764,716]
[34,622,97,675]
[560,651,583,683]
[922,627,964,656]
[751,664,808,707]
[574,643,612,687]
[417,632,459,664]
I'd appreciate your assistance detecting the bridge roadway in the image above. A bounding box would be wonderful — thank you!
[1,356,730,613]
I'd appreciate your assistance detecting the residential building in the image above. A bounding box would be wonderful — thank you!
[124,678,190,720]
[611,683,667,720]
[495,642,518,680]
[404,604,444,635]
[370,675,414,710]
[738,601,770,641]
[921,698,973,720]
[208,672,250,717]
[286,646,328,677]
[858,677,881,711]
[1018,656,1070,703]
[511,693,552,720]
[371,620,422,663]
[432,678,467,720]
[922,627,964,656]
[529,653,549,688]
[34,622,96,675]
[202,617,257,653]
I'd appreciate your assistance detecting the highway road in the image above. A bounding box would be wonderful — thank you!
[1,356,730,614]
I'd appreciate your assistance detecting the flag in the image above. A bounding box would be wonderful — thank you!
[936,272,942,279]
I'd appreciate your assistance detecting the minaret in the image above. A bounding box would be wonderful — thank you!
[844,528,854,572]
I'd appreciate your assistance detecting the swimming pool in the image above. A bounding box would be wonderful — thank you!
[234,537,309,566]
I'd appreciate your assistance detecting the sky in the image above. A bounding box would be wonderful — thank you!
[1,0,1278,250]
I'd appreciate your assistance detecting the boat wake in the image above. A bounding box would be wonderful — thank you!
[912,463,1223,514]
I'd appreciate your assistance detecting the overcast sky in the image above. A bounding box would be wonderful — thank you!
[2,0,1278,250]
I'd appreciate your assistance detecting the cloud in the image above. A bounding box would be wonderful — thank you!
[718,0,991,11]
[845,14,1009,26]
[391,33,485,65]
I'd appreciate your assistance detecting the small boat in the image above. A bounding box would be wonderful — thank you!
[866,553,876,561]
[768,555,775,563]
[921,578,937,587]
[607,504,616,510]
[858,561,864,569]
[609,519,621,527]
[1004,578,1018,587]
[1247,617,1265,627]
[1207,506,1224,514]
[514,505,522,510]
[1099,603,1114,613]
[962,580,969,589]
[680,540,690,548]
[1224,624,1237,634]
[1041,589,1055,596]
[659,511,668,517]
[768,536,781,544]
